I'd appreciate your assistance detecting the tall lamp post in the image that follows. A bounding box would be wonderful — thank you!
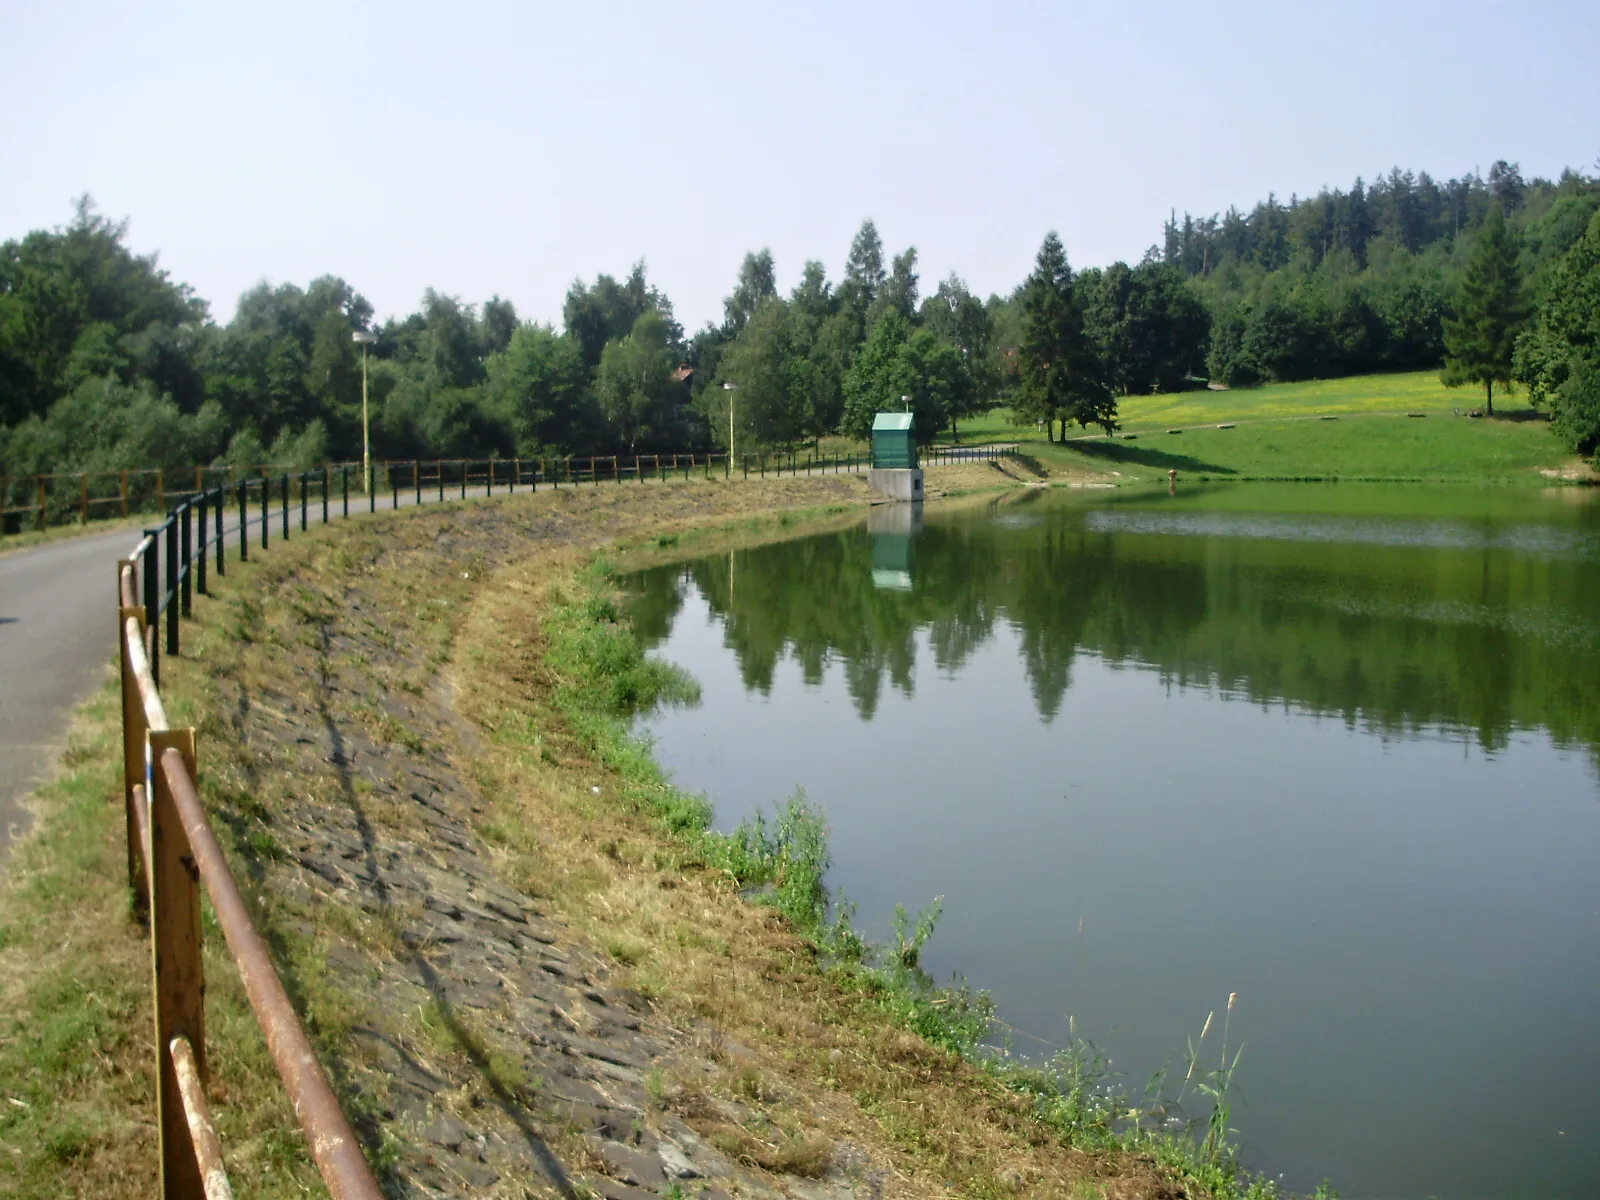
[722,381,737,468]
[352,331,377,492]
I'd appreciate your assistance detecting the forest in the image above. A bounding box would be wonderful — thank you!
[2,157,1598,485]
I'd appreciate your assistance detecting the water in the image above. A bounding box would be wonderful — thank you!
[621,484,1600,1200]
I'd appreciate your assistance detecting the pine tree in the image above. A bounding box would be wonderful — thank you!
[1016,232,1115,440]
[1442,204,1526,415]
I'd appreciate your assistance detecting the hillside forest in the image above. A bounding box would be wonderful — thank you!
[3,159,1598,484]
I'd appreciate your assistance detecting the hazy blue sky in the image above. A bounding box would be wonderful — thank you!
[3,0,1596,331]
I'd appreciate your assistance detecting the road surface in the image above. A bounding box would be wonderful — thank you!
[0,525,144,870]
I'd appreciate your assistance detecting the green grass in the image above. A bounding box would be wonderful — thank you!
[942,372,1589,485]
[0,682,324,1198]
[1040,408,1575,484]
[1114,371,1467,430]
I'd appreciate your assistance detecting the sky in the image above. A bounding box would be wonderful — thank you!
[3,0,1597,333]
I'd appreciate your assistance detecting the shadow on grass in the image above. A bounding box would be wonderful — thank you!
[1007,454,1049,479]
[1062,440,1238,476]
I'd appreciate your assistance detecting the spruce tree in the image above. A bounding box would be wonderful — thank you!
[1442,204,1526,415]
[1017,232,1115,440]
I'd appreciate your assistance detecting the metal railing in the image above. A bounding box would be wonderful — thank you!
[2,463,320,535]
[119,554,383,1199]
[7,444,1024,537]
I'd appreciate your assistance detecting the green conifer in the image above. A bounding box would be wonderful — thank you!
[1442,204,1526,415]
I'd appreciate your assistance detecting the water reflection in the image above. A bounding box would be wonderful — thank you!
[868,502,922,592]
[627,485,1600,762]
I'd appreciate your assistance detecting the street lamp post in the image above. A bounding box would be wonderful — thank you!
[722,382,737,469]
[353,331,377,492]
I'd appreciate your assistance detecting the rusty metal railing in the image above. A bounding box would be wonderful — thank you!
[119,544,384,1198]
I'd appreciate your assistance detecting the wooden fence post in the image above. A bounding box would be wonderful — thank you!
[118,574,150,923]
[148,727,204,1200]
[36,476,46,531]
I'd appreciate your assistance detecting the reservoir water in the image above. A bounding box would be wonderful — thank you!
[621,484,1600,1200]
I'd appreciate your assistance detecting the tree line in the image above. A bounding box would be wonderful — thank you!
[1161,161,1600,446]
[0,199,1209,478]
[3,159,1598,483]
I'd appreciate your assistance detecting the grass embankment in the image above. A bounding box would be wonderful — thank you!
[945,371,1593,486]
[0,475,1293,1199]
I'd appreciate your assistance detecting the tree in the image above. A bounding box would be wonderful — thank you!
[1515,209,1600,454]
[804,309,855,445]
[868,246,918,328]
[480,295,518,355]
[0,196,204,425]
[420,290,484,391]
[304,308,361,441]
[1442,204,1526,414]
[840,219,886,317]
[839,312,971,445]
[841,312,911,439]
[1079,262,1209,395]
[486,324,595,455]
[895,328,972,443]
[723,249,778,336]
[922,273,998,435]
[595,310,680,452]
[1488,160,1526,215]
[563,263,678,370]
[715,298,805,451]
[789,260,833,327]
[1015,232,1114,439]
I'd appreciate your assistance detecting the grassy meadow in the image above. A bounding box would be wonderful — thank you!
[939,371,1593,486]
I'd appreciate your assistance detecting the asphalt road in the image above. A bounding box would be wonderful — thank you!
[0,524,145,871]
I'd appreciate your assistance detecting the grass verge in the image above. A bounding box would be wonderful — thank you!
[0,685,325,1197]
